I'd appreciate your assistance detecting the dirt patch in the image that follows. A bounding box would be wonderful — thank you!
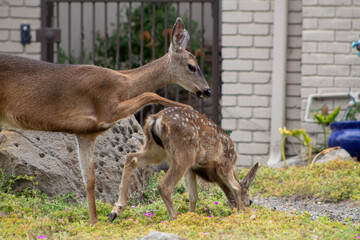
[254,196,360,224]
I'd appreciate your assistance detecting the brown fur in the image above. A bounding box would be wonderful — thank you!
[0,18,210,225]
[110,107,259,220]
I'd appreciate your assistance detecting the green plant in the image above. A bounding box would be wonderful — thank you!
[279,127,312,168]
[346,102,360,120]
[313,105,341,149]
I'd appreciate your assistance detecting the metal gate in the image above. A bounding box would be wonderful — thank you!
[37,0,221,125]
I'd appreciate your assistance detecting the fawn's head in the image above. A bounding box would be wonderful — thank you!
[167,18,211,99]
[239,162,259,206]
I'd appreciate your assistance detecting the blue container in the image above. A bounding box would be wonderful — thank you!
[328,121,360,160]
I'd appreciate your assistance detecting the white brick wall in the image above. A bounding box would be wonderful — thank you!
[221,0,302,166]
[0,0,40,59]
[301,0,360,146]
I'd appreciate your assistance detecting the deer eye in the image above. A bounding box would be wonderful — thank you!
[188,64,196,72]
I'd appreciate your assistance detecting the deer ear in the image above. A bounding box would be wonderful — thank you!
[241,162,259,189]
[170,17,190,52]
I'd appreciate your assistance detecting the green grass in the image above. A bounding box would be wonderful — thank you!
[0,160,359,239]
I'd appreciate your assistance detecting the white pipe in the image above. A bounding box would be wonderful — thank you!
[304,92,359,122]
[267,0,288,165]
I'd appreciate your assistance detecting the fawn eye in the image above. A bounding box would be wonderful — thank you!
[188,64,196,72]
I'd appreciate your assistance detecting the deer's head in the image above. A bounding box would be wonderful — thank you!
[168,18,211,99]
[239,162,259,207]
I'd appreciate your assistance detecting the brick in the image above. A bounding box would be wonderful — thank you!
[10,30,21,41]
[238,72,270,83]
[334,54,359,65]
[287,49,301,60]
[302,42,317,52]
[288,37,301,48]
[317,42,351,54]
[11,7,40,18]
[222,0,238,11]
[288,25,302,37]
[237,143,268,154]
[238,48,269,60]
[286,108,301,120]
[222,47,237,59]
[238,119,270,130]
[351,65,360,76]
[301,65,317,75]
[287,73,301,84]
[25,43,40,54]
[302,77,334,87]
[222,12,252,23]
[334,77,360,87]
[318,65,350,76]
[254,60,272,72]
[302,30,334,41]
[302,19,318,29]
[318,19,351,30]
[222,35,253,47]
[303,0,318,6]
[353,20,360,30]
[239,1,270,11]
[222,83,252,95]
[289,0,302,12]
[300,87,317,98]
[254,12,273,23]
[222,72,238,83]
[221,119,237,129]
[236,155,253,167]
[222,24,237,35]
[0,6,9,17]
[336,7,360,18]
[0,41,23,53]
[288,12,302,24]
[287,85,300,97]
[254,84,271,96]
[231,130,252,142]
[253,108,271,118]
[25,0,40,7]
[222,59,253,71]
[222,107,252,118]
[303,7,335,17]
[9,0,23,6]
[0,30,9,41]
[237,96,269,107]
[302,53,333,64]
[221,96,237,106]
[238,24,269,36]
[335,31,360,42]
[0,18,40,30]
[287,61,301,73]
[286,96,301,108]
[318,0,351,5]
[253,131,270,143]
[254,36,273,48]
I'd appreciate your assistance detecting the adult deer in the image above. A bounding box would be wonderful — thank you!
[0,18,210,224]
[109,107,259,221]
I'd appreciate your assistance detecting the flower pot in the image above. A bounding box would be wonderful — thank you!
[328,121,360,160]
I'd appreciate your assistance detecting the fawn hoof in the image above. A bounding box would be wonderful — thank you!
[109,212,117,222]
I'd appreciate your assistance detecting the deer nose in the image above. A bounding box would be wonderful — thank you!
[203,89,211,98]
[249,200,253,206]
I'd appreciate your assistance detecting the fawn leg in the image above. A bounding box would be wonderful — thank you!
[75,133,99,225]
[184,169,198,212]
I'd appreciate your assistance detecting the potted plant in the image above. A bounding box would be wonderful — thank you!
[327,99,360,160]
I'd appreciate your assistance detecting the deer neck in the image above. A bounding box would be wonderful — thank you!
[121,54,172,98]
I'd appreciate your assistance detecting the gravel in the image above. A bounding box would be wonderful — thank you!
[253,196,360,224]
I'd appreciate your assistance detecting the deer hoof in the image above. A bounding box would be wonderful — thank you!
[109,212,117,222]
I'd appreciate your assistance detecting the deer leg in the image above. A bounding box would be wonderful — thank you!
[105,93,192,125]
[158,159,192,220]
[75,133,99,225]
[184,169,198,212]
[109,149,165,222]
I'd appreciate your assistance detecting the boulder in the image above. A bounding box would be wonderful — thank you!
[141,231,186,240]
[0,116,153,204]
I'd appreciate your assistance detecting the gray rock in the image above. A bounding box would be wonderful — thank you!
[141,231,186,240]
[0,116,153,203]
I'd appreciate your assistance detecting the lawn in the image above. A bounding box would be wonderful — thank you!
[0,160,359,239]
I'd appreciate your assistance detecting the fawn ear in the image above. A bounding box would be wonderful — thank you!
[241,162,259,189]
[170,17,190,52]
